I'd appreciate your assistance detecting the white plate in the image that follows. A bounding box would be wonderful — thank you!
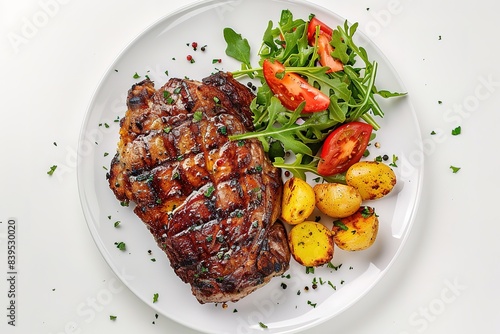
[77,0,423,333]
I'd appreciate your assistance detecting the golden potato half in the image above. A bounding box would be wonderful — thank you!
[333,206,378,251]
[288,221,334,267]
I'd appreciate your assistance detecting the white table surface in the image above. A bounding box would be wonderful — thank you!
[1,0,499,333]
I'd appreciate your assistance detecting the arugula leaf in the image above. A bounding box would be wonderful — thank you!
[223,28,251,68]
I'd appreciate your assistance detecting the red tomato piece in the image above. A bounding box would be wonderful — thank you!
[307,16,334,43]
[317,122,373,176]
[317,33,344,73]
[262,59,330,112]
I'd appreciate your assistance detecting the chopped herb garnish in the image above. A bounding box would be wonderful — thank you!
[431,130,437,135]
[133,72,140,79]
[114,242,126,251]
[47,165,57,176]
[307,300,317,308]
[333,220,348,231]
[204,185,215,197]
[114,221,121,228]
[327,262,342,271]
[451,126,461,136]
[173,86,182,94]
[193,111,203,122]
[259,322,268,329]
[218,126,227,135]
[163,126,171,134]
[305,266,314,274]
[153,293,159,303]
[163,90,174,104]
[213,96,221,104]
[109,315,117,321]
[389,154,398,167]
[450,165,461,173]
[360,207,373,218]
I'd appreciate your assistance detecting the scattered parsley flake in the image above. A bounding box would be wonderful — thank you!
[450,166,461,173]
[153,293,159,303]
[451,126,461,136]
[431,130,437,135]
[333,220,348,231]
[110,315,117,321]
[259,322,268,329]
[114,242,126,251]
[218,126,227,135]
[204,185,215,197]
[114,221,121,228]
[307,300,317,308]
[47,165,57,176]
[389,154,399,167]
[133,72,140,79]
[193,110,203,122]
[305,266,314,274]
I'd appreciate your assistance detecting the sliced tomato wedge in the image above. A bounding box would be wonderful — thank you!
[317,33,344,73]
[308,17,344,73]
[317,121,373,176]
[262,59,330,112]
[307,16,333,43]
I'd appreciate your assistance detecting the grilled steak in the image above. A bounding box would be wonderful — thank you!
[108,72,290,303]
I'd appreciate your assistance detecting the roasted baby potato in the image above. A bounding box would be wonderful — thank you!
[345,161,396,200]
[288,221,334,267]
[314,183,362,218]
[281,177,315,225]
[333,206,378,251]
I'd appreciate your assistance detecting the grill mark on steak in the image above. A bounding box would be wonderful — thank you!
[108,72,290,303]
